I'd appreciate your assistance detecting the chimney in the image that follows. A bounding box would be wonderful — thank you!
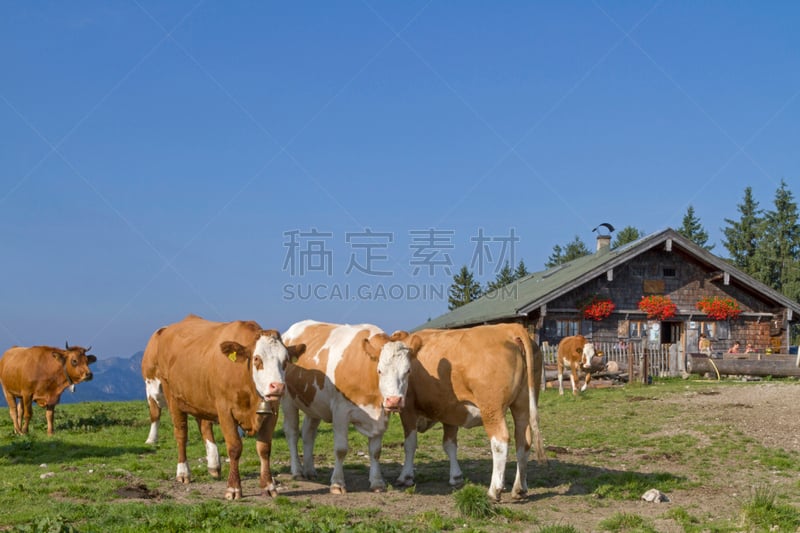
[596,235,611,253]
[592,222,615,254]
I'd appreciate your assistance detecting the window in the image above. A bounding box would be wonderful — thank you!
[629,320,647,338]
[663,267,676,277]
[556,319,580,338]
[698,321,716,339]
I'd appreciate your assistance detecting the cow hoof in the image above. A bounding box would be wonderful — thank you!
[262,487,279,498]
[330,485,347,495]
[449,476,465,488]
[291,474,306,481]
[145,438,157,445]
[176,475,190,484]
[208,468,221,479]
[396,477,415,487]
[370,484,386,493]
[511,489,527,500]
[225,488,242,500]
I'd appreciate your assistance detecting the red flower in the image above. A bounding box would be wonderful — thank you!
[638,295,677,320]
[581,297,616,321]
[696,297,741,321]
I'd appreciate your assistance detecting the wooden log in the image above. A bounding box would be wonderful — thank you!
[688,354,800,377]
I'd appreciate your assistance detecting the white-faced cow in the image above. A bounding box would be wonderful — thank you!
[0,343,96,436]
[141,314,301,500]
[281,320,421,494]
[556,335,596,396]
[392,324,547,502]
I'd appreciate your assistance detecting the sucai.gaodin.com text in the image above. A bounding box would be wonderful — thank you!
[282,283,446,301]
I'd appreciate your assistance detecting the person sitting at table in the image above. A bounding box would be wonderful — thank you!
[727,341,741,354]
[745,342,755,353]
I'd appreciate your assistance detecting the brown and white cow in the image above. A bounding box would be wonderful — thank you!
[556,335,596,396]
[281,320,420,494]
[0,343,96,436]
[141,314,300,500]
[392,324,547,501]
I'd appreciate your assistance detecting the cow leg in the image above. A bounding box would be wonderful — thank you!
[442,423,464,488]
[557,358,565,396]
[396,414,418,487]
[3,391,20,434]
[169,408,191,484]
[570,361,580,396]
[219,415,244,500]
[510,398,532,500]
[45,406,56,436]
[367,435,386,492]
[144,378,165,444]
[281,397,305,480]
[20,394,33,434]
[256,414,279,497]
[483,416,510,501]
[198,419,221,479]
[581,371,591,392]
[329,412,350,494]
[299,415,321,481]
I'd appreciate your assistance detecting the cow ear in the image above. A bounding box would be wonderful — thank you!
[220,341,249,363]
[406,335,422,358]
[287,343,305,362]
[87,355,97,364]
[52,351,66,363]
[363,334,389,361]
[390,330,409,342]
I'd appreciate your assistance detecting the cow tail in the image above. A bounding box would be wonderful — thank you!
[518,331,547,463]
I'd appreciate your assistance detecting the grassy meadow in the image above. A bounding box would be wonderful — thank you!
[1,379,799,532]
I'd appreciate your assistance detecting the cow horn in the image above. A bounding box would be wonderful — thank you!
[65,341,70,350]
[86,345,92,352]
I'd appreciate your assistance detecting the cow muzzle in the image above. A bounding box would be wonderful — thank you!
[383,396,405,413]
[256,383,285,415]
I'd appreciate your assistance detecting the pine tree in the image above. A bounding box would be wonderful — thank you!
[722,186,763,274]
[752,180,800,300]
[545,236,590,267]
[611,226,643,248]
[678,205,714,251]
[486,262,515,292]
[448,265,482,310]
[513,259,529,279]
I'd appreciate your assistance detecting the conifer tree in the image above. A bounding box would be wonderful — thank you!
[611,226,643,248]
[486,262,515,292]
[752,180,800,301]
[678,205,714,251]
[448,265,482,310]
[722,186,762,274]
[545,236,590,267]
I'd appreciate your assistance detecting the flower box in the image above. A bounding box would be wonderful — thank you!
[580,297,616,321]
[696,296,741,321]
[638,295,677,320]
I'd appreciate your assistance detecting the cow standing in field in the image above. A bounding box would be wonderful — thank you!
[0,343,96,435]
[557,335,596,396]
[281,320,421,494]
[141,314,301,500]
[392,324,547,502]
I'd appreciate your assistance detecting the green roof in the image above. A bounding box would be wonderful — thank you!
[417,228,800,330]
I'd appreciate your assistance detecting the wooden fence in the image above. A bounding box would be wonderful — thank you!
[541,341,679,379]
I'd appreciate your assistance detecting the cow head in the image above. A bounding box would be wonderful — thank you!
[54,343,97,386]
[220,330,304,414]
[581,342,597,367]
[363,331,422,413]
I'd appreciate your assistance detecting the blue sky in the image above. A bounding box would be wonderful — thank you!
[1,2,798,357]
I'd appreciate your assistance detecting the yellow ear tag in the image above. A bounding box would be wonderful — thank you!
[228,351,237,362]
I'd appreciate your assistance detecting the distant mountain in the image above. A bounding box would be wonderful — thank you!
[0,350,145,406]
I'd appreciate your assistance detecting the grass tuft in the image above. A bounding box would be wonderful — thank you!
[453,483,496,519]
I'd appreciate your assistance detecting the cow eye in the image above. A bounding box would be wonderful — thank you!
[71,359,78,367]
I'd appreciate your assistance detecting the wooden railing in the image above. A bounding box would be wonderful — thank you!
[540,341,679,378]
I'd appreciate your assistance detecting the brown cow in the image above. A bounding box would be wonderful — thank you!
[392,324,546,501]
[141,314,301,500]
[0,343,96,435]
[281,320,421,494]
[556,335,596,396]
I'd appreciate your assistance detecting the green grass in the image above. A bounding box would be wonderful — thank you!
[0,379,799,531]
